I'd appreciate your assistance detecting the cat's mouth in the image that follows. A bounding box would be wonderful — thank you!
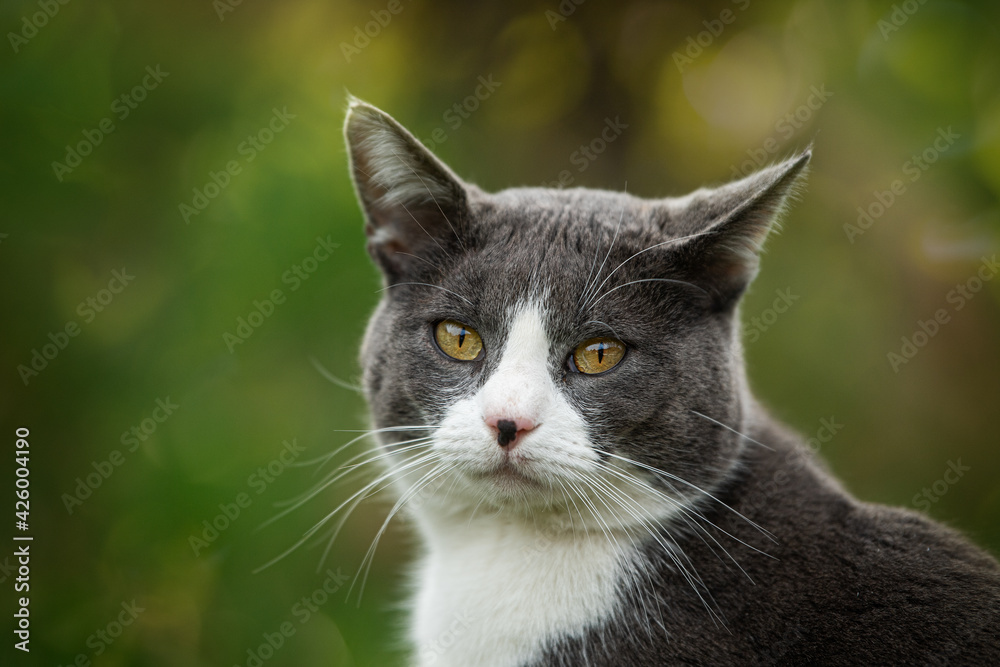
[470,459,540,489]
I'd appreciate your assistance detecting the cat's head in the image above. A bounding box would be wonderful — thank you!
[345,99,808,530]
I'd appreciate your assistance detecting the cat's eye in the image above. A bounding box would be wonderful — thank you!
[572,337,626,375]
[434,320,484,361]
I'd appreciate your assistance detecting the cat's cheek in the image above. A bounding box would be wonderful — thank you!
[432,397,498,466]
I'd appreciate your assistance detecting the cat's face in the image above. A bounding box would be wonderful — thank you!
[346,99,808,529]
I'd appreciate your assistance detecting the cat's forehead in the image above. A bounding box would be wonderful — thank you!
[475,187,663,234]
[465,187,675,262]
[416,204,654,332]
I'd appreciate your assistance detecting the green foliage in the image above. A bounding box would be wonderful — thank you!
[2,0,998,664]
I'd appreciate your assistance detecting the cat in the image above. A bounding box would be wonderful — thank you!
[342,97,1000,666]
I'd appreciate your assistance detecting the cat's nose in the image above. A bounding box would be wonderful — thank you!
[484,415,536,449]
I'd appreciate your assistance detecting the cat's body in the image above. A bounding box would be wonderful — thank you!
[343,98,1000,666]
[415,414,1000,666]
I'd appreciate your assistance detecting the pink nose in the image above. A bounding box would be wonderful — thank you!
[484,415,536,449]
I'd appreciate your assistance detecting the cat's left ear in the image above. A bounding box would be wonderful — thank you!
[668,151,811,304]
[344,97,469,284]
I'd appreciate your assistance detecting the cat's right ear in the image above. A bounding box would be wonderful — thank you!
[344,98,469,284]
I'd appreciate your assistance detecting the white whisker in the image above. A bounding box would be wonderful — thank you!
[589,278,708,310]
[602,451,775,542]
[307,355,364,394]
[578,193,627,310]
[584,231,713,310]
[251,450,440,574]
[689,410,773,451]
[378,281,473,305]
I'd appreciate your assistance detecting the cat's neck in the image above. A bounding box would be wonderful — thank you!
[409,509,639,667]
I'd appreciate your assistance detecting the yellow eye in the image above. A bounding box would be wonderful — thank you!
[434,320,483,361]
[572,337,626,375]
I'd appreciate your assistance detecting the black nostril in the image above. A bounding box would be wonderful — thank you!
[496,419,517,447]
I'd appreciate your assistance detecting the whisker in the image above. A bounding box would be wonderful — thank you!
[577,237,604,309]
[316,451,438,573]
[337,439,434,473]
[589,278,708,310]
[271,439,433,529]
[577,473,668,618]
[583,231,713,310]
[377,282,473,305]
[251,451,441,573]
[289,425,436,473]
[584,320,621,339]
[392,250,447,274]
[331,426,437,434]
[689,410,773,451]
[564,470,630,561]
[350,461,451,605]
[602,451,775,542]
[583,470,722,628]
[268,438,434,523]
[578,191,627,310]
[601,462,771,574]
[308,356,364,394]
[553,478,580,539]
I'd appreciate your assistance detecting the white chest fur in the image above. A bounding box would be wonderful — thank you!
[410,513,635,667]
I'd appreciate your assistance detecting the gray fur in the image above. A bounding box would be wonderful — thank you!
[345,99,1000,665]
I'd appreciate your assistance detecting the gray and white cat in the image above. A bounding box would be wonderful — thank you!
[343,98,1000,666]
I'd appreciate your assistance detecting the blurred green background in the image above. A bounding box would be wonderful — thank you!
[2,0,999,664]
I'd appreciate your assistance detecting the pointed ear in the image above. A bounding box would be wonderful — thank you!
[344,98,468,284]
[670,151,810,304]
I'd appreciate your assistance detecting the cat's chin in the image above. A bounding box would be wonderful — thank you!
[421,458,568,513]
[469,459,541,489]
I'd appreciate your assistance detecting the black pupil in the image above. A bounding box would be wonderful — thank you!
[597,344,605,364]
[458,329,466,348]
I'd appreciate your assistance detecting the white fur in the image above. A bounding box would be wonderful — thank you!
[411,512,633,667]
